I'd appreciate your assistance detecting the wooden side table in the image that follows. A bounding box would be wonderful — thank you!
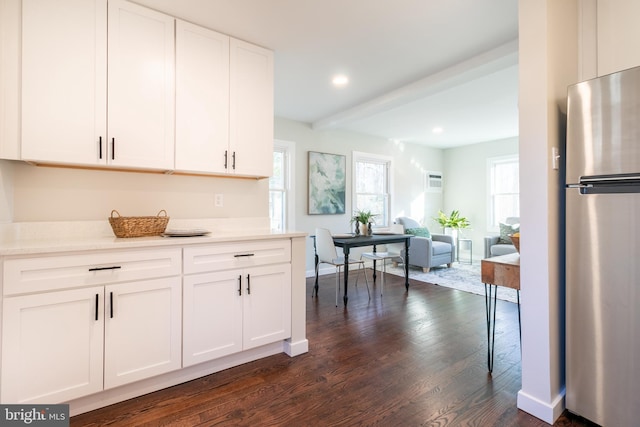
[481,253,520,373]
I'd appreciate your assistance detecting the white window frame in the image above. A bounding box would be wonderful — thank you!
[270,140,295,231]
[352,151,393,227]
[487,154,519,231]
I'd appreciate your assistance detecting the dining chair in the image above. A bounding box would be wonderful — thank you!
[314,228,370,306]
[360,224,405,296]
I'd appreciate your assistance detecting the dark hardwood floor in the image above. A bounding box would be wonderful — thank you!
[72,270,591,426]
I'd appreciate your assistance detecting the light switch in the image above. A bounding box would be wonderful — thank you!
[551,147,560,170]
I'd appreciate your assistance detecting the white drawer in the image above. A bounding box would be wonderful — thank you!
[184,239,291,274]
[3,248,182,296]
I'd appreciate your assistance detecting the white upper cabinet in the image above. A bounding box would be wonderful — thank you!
[21,0,107,165]
[176,22,274,178]
[18,0,272,176]
[21,0,174,170]
[107,0,175,170]
[175,20,230,174]
[229,39,274,177]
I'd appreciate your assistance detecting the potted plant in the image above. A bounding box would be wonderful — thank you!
[350,209,377,236]
[434,210,470,238]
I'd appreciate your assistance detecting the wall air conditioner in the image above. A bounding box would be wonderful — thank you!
[425,171,443,193]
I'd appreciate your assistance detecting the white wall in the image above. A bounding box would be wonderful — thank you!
[2,161,269,222]
[275,117,444,275]
[0,160,13,223]
[517,0,579,423]
[442,137,519,259]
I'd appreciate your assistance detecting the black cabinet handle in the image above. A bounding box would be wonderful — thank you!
[110,292,114,318]
[233,254,255,258]
[238,275,242,296]
[232,151,236,170]
[95,293,99,321]
[111,138,115,160]
[224,150,228,169]
[99,136,103,159]
[246,274,251,295]
[88,266,122,272]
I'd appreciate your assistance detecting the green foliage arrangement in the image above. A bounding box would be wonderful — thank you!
[434,210,470,230]
[350,209,377,224]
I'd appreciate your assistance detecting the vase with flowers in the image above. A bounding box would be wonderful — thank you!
[434,210,471,241]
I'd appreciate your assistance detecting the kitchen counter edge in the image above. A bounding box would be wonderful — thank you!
[0,230,309,256]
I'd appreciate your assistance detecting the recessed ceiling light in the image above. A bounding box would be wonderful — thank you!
[432,127,444,134]
[332,75,349,86]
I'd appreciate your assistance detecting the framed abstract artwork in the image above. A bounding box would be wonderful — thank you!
[308,151,346,214]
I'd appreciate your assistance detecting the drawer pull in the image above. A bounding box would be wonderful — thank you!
[233,254,255,258]
[88,266,122,272]
[95,293,99,321]
[238,275,242,296]
[246,273,251,294]
[110,292,114,318]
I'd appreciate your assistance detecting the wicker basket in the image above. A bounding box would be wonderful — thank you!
[109,210,169,238]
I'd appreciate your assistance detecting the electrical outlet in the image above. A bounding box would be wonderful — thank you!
[214,193,223,207]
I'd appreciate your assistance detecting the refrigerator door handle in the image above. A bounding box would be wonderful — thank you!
[580,174,640,185]
[567,183,591,189]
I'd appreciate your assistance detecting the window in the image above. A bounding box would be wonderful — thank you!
[352,151,392,227]
[270,141,295,231]
[488,155,519,229]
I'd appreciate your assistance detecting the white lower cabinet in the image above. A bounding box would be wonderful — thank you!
[0,238,298,411]
[1,248,182,404]
[241,264,292,349]
[183,242,292,367]
[1,287,104,404]
[183,264,291,367]
[183,270,244,366]
[104,278,182,389]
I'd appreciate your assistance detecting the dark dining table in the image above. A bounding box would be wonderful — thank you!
[312,233,412,306]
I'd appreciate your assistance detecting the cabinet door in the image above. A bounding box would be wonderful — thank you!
[243,264,291,349]
[1,287,104,404]
[183,270,243,366]
[107,0,175,170]
[104,277,181,389]
[229,39,274,177]
[21,0,107,165]
[175,21,230,174]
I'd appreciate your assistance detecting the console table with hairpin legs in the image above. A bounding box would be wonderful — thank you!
[481,252,521,373]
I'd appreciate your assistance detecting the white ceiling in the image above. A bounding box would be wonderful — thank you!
[136,0,519,148]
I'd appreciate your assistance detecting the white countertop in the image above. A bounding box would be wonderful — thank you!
[0,218,307,256]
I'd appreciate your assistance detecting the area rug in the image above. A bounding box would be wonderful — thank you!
[385,262,518,303]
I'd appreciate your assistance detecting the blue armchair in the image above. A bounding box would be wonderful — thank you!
[394,217,456,272]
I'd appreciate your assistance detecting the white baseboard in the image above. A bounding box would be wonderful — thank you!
[68,342,286,416]
[284,338,309,356]
[517,388,566,424]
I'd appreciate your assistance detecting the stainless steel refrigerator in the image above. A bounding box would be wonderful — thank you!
[565,66,640,426]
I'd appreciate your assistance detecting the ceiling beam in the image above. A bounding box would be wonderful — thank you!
[312,39,519,130]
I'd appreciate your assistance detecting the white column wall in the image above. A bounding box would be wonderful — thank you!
[517,0,579,423]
